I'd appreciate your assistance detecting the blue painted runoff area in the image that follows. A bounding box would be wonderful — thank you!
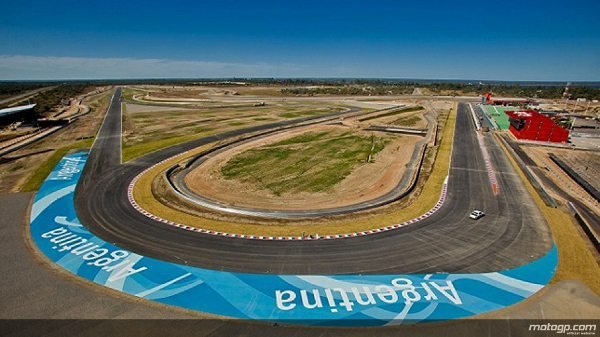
[29,151,558,326]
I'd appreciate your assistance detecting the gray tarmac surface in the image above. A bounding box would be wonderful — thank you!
[1,192,595,336]
[73,89,553,274]
[0,192,197,319]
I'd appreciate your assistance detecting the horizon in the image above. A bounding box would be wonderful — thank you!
[1,77,599,87]
[1,0,599,81]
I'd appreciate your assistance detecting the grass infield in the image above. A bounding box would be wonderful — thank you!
[220,131,387,195]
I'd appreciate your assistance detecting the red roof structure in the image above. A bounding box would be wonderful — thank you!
[505,110,569,143]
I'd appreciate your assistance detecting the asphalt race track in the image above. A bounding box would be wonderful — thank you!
[74,89,553,275]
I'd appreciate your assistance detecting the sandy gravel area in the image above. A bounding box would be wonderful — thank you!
[184,125,420,210]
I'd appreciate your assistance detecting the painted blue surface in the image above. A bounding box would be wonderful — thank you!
[29,152,558,325]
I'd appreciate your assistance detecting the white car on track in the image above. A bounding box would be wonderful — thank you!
[469,210,485,220]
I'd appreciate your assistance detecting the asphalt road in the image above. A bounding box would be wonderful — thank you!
[74,89,552,274]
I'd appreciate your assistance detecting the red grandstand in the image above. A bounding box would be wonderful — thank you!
[505,110,569,143]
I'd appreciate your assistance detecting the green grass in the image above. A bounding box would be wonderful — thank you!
[192,126,214,134]
[278,107,342,119]
[391,115,422,127]
[279,111,320,118]
[253,117,276,121]
[122,132,213,162]
[89,90,111,111]
[121,87,145,102]
[360,106,423,122]
[268,131,331,146]
[221,131,387,195]
[22,138,94,192]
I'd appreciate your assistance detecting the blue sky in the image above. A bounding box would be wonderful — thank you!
[0,0,598,81]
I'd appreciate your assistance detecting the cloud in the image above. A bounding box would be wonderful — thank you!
[0,55,305,80]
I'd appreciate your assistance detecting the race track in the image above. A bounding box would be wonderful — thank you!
[74,89,552,275]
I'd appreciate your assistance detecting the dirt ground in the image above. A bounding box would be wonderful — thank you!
[524,146,600,213]
[185,124,420,210]
[554,149,600,191]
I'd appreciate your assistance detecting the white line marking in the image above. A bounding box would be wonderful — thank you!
[135,272,194,298]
